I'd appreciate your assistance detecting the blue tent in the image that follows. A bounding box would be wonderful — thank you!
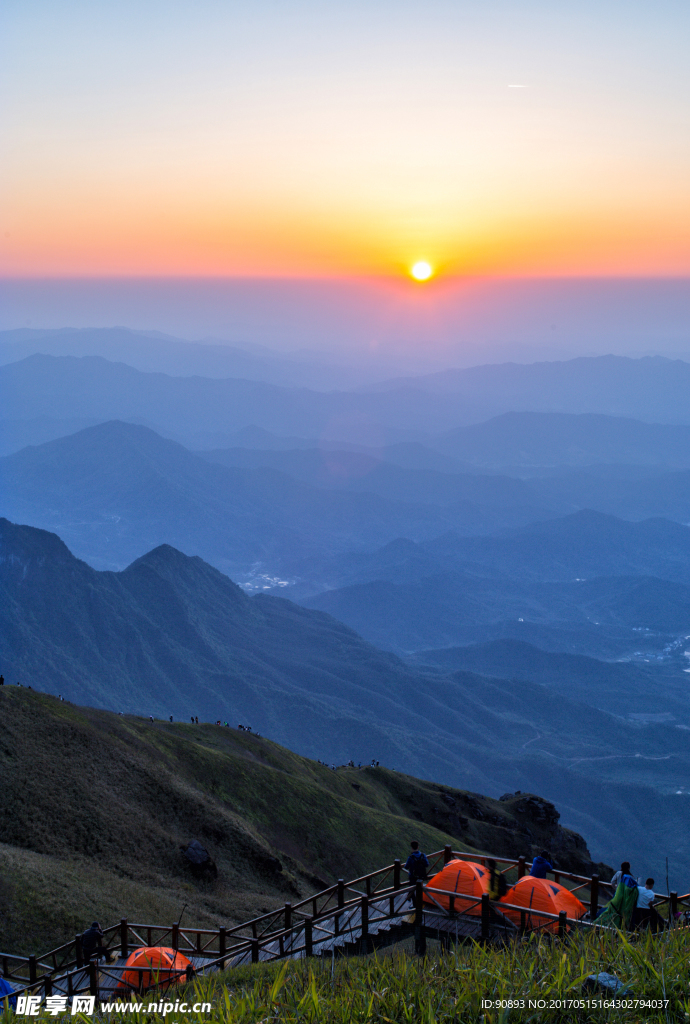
[0,977,16,1011]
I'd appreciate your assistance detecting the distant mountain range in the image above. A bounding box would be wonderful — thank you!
[364,354,690,422]
[408,639,687,719]
[4,518,690,889]
[285,512,690,593]
[4,420,690,658]
[4,352,690,460]
[0,421,566,573]
[0,516,641,781]
[432,412,690,471]
[0,326,390,390]
[297,512,690,657]
[302,569,690,659]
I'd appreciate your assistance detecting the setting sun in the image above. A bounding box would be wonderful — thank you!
[410,262,434,282]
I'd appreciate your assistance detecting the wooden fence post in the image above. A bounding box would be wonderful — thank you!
[590,875,599,921]
[393,860,401,890]
[29,955,37,985]
[360,897,369,953]
[284,903,292,931]
[414,881,424,924]
[337,880,345,907]
[44,976,52,997]
[414,881,426,956]
[558,911,567,939]
[671,892,678,920]
[481,894,491,941]
[251,939,259,964]
[444,845,453,864]
[120,919,128,960]
[74,937,83,969]
[219,927,226,969]
[88,961,98,997]
[304,918,313,958]
[172,922,179,951]
[518,856,526,879]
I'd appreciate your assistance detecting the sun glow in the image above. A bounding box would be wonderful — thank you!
[410,261,434,281]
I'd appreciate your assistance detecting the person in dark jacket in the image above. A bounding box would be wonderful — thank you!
[81,923,110,962]
[529,852,553,878]
[404,841,429,883]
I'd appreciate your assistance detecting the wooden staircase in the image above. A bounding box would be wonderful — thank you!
[2,846,681,1006]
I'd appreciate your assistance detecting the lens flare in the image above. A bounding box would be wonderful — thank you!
[410,261,433,281]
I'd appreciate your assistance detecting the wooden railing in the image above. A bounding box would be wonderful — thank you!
[2,845,678,1005]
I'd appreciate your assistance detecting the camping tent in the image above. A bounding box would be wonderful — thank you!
[424,859,491,916]
[0,978,16,1012]
[499,876,586,933]
[117,947,191,993]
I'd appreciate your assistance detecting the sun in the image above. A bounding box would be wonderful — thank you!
[410,261,433,281]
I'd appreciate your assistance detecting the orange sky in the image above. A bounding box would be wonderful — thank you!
[1,1,689,278]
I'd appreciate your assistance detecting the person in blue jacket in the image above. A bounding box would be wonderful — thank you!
[404,841,429,883]
[529,851,553,878]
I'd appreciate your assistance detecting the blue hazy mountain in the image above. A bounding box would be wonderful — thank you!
[5,354,690,460]
[1,421,553,574]
[4,516,690,886]
[302,570,690,658]
[364,354,690,424]
[431,411,690,471]
[296,512,690,658]
[0,326,390,390]
[408,639,688,719]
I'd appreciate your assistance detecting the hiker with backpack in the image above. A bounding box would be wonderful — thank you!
[404,841,429,884]
[404,842,429,956]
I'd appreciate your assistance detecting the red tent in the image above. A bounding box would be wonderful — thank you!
[499,876,586,933]
[117,947,191,993]
[424,859,491,916]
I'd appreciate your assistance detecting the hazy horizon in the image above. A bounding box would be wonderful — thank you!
[1,276,688,371]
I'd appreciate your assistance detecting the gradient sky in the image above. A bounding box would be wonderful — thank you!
[1,0,689,278]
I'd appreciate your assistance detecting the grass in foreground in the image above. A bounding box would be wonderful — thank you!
[19,926,685,1023]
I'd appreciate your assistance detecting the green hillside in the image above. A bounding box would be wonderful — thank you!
[0,686,599,955]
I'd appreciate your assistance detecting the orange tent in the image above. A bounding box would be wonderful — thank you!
[117,947,191,993]
[498,876,586,933]
[424,859,492,916]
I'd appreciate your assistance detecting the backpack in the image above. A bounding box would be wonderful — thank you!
[408,852,428,881]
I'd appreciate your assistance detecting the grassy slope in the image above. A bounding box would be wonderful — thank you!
[181,926,690,1024]
[0,687,595,955]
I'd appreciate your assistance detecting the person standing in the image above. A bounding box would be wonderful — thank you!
[634,879,663,932]
[610,861,635,889]
[404,841,429,883]
[404,841,429,956]
[529,851,553,878]
[81,923,111,962]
